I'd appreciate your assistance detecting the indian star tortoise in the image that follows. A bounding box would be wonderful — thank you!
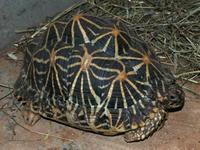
[14,13,185,142]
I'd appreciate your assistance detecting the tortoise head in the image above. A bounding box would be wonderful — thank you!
[164,83,185,111]
[158,68,185,111]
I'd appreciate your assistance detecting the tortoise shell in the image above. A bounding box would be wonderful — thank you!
[14,13,185,142]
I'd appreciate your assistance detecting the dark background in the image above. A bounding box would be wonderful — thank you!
[0,0,82,52]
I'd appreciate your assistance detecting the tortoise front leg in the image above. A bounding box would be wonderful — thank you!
[22,102,41,126]
[124,109,167,142]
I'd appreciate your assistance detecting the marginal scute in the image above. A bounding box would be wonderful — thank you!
[139,121,145,127]
[131,123,138,129]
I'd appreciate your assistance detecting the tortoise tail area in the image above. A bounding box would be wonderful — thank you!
[13,69,38,103]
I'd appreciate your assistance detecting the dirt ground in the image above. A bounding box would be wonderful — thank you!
[0,49,200,150]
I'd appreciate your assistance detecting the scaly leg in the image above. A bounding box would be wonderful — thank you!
[124,109,167,142]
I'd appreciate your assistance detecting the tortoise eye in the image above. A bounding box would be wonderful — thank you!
[170,94,176,101]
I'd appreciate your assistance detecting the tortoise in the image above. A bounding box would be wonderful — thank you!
[14,13,185,142]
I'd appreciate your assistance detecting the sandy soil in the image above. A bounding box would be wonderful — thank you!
[0,49,200,150]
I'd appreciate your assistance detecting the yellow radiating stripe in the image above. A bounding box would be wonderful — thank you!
[98,82,111,89]
[67,71,75,78]
[92,57,124,72]
[161,80,166,93]
[32,63,39,90]
[51,71,56,106]
[93,57,125,71]
[61,22,70,42]
[77,20,90,43]
[80,76,89,123]
[122,47,127,54]
[130,47,144,56]
[26,49,33,77]
[55,45,73,53]
[44,25,51,48]
[95,122,108,129]
[56,63,68,73]
[55,21,68,25]
[68,62,81,69]
[104,80,115,107]
[73,49,80,53]
[125,84,137,105]
[35,69,47,75]
[119,34,131,47]
[91,63,120,74]
[89,68,115,81]
[146,64,150,82]
[131,105,137,115]
[135,80,149,86]
[87,27,99,36]
[119,60,126,71]
[114,97,118,109]
[53,24,61,41]
[126,79,144,98]
[92,56,117,61]
[55,56,68,61]
[33,47,48,57]
[133,62,144,72]
[92,32,112,44]
[103,36,112,52]
[99,108,106,118]
[81,16,103,29]
[90,48,104,56]
[44,62,51,89]
[120,81,128,108]
[26,60,32,76]
[138,99,145,109]
[69,55,82,59]
[53,64,65,99]
[71,20,75,46]
[69,69,82,97]
[114,36,119,57]
[118,56,142,61]
[51,70,55,94]
[115,109,122,127]
[71,103,79,118]
[33,58,49,64]
[87,97,93,109]
[86,70,101,105]
[127,71,137,76]
[43,48,52,55]
[107,110,113,127]
[81,75,86,106]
